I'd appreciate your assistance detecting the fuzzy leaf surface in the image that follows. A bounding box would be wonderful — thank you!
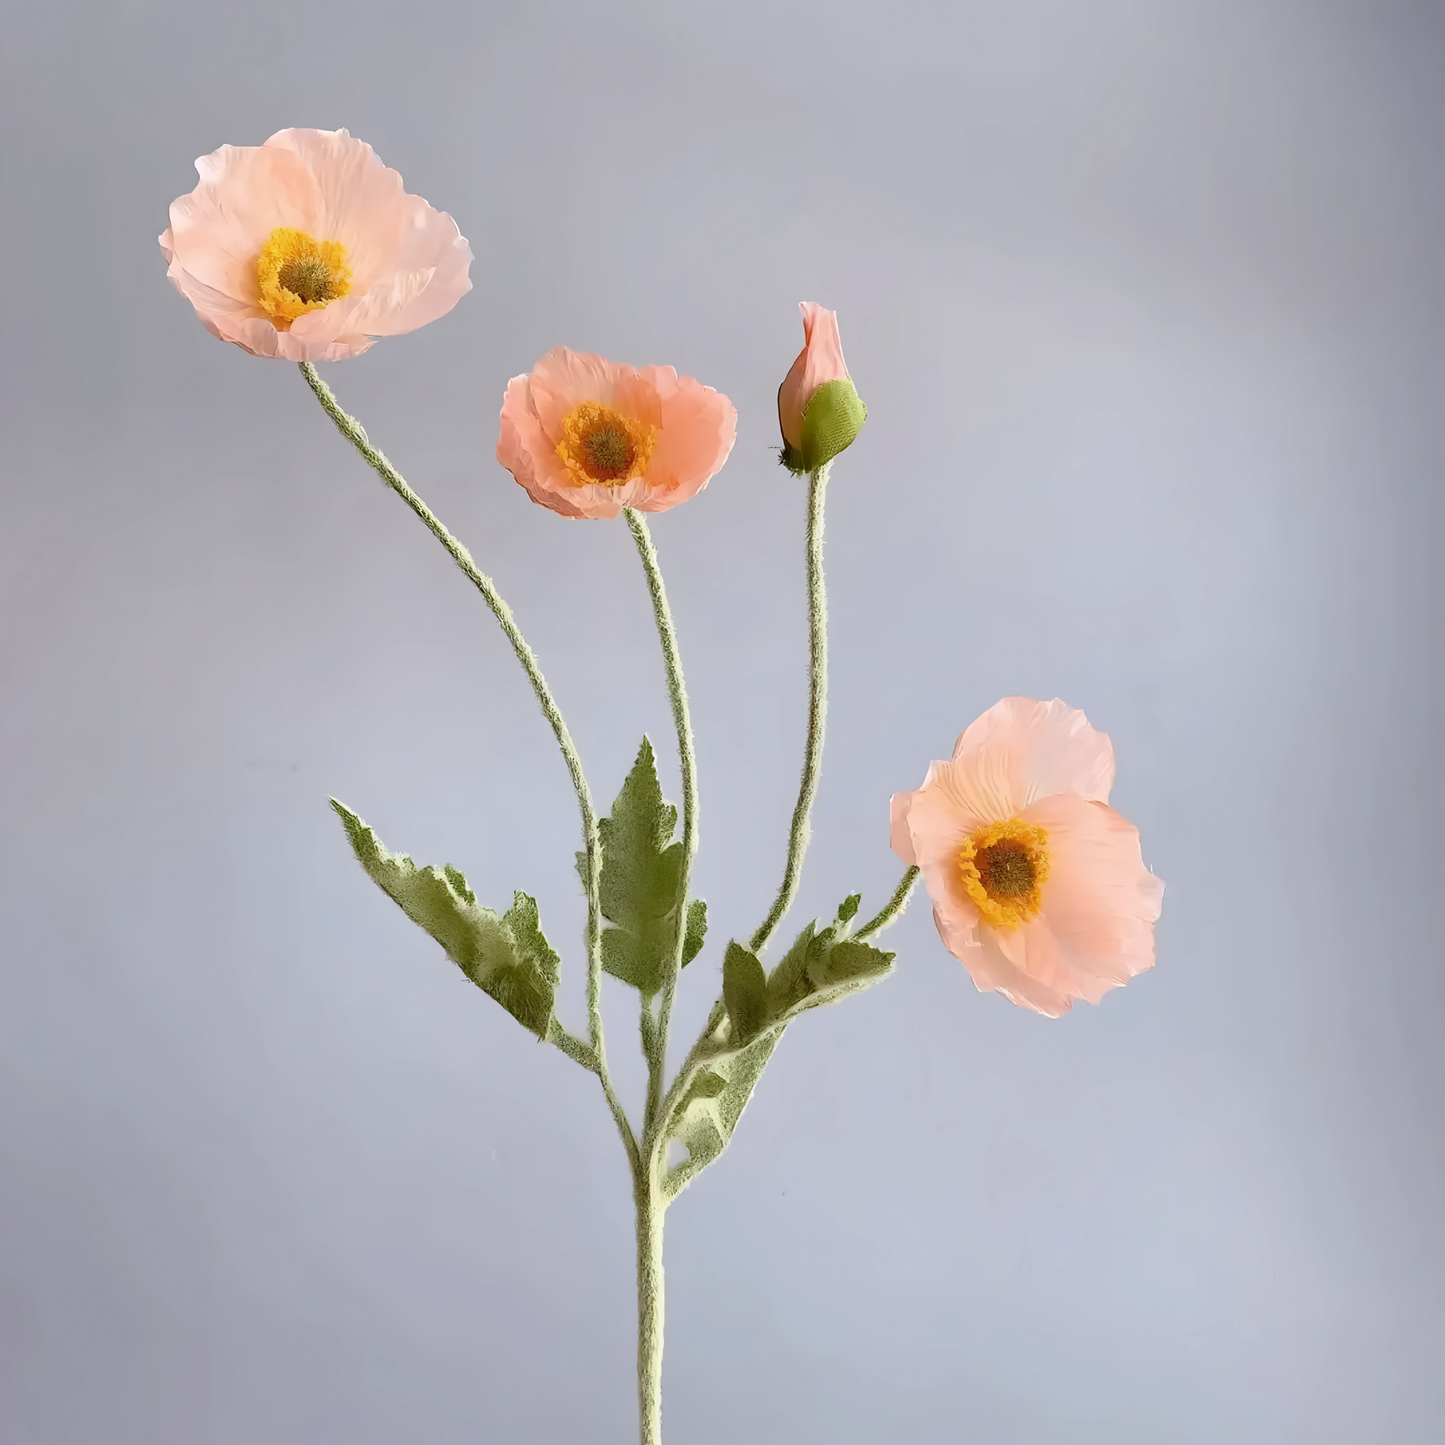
[333,801,559,1038]
[722,941,768,1046]
[662,894,894,1199]
[682,899,708,967]
[595,738,697,997]
[663,1022,784,1202]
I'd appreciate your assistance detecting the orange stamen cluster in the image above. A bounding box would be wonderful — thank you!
[257,227,352,328]
[958,818,1051,931]
[556,402,656,487]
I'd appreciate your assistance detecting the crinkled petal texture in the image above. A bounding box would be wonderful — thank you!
[496,346,737,520]
[890,697,1163,1017]
[778,302,850,449]
[159,128,472,361]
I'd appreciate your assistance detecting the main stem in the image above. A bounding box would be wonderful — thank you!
[622,511,697,1445]
[750,463,831,954]
[297,362,636,1168]
[624,510,698,1132]
[634,1169,665,1445]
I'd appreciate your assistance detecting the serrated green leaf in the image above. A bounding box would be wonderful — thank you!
[661,898,895,1199]
[332,800,559,1038]
[601,927,657,992]
[722,942,768,1046]
[595,738,688,998]
[663,1021,784,1202]
[797,937,893,1009]
[682,898,708,967]
[763,899,892,1024]
[764,919,824,1017]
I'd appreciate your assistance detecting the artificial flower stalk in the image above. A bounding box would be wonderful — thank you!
[753,303,869,950]
[164,133,1165,1445]
[623,510,699,1125]
[621,510,696,1444]
[297,362,637,1160]
[750,459,831,953]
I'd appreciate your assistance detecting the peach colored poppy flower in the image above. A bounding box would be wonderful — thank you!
[159,128,472,362]
[496,347,737,520]
[777,302,866,473]
[890,697,1163,1018]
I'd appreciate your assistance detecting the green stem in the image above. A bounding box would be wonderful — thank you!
[750,463,831,954]
[634,1168,665,1445]
[856,866,920,940]
[624,510,698,1135]
[545,1018,598,1071]
[298,362,636,1169]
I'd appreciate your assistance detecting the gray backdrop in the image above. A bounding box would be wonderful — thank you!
[1,2,1440,1441]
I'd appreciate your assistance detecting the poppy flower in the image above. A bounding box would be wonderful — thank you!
[160,128,472,361]
[890,697,1163,1017]
[496,346,737,520]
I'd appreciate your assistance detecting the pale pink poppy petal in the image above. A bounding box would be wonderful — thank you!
[797,303,850,404]
[952,696,1116,808]
[778,346,809,449]
[778,302,850,449]
[972,929,1076,1017]
[497,377,541,489]
[263,128,409,290]
[992,915,1115,1006]
[1021,792,1163,991]
[894,773,983,874]
[160,241,255,319]
[307,270,441,346]
[631,367,737,513]
[498,376,589,518]
[367,229,473,335]
[273,296,376,361]
[526,349,624,440]
[167,144,319,304]
[890,792,918,865]
[928,751,1020,833]
[928,879,981,956]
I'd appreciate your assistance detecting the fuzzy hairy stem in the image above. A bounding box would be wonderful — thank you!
[545,1019,598,1071]
[624,510,699,1135]
[749,463,831,954]
[856,867,920,941]
[634,1168,666,1445]
[298,362,636,1169]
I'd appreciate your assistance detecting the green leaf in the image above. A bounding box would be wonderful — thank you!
[764,918,826,1017]
[663,1021,784,1203]
[682,899,708,968]
[661,895,893,1199]
[595,738,695,998]
[332,800,559,1039]
[803,938,894,1001]
[722,942,768,1046]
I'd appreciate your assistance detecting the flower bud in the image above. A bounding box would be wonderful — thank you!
[777,302,867,474]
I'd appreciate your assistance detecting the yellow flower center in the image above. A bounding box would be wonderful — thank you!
[556,402,656,486]
[958,818,1051,931]
[256,227,352,329]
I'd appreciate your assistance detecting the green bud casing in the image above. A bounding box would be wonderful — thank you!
[780,376,867,474]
